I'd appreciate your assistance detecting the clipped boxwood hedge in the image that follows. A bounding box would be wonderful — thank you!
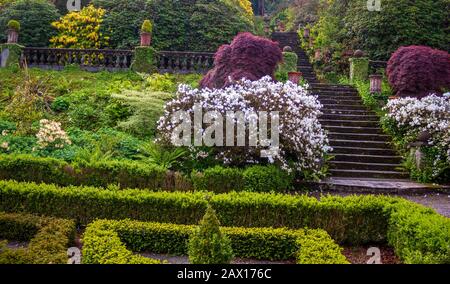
[0,154,294,192]
[0,154,173,190]
[0,212,76,264]
[83,219,348,264]
[0,180,390,244]
[1,180,449,263]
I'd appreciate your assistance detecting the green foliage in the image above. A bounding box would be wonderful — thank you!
[0,179,396,244]
[188,205,234,264]
[191,165,293,193]
[137,142,187,170]
[296,229,349,264]
[82,224,161,264]
[277,51,298,80]
[345,0,449,60]
[243,165,293,192]
[0,153,181,190]
[94,0,254,51]
[130,46,157,73]
[141,19,152,33]
[339,76,391,116]
[84,218,347,263]
[111,89,171,137]
[5,66,50,134]
[6,19,19,30]
[387,199,450,264]
[0,212,75,264]
[0,0,61,47]
[91,0,153,49]
[191,166,245,192]
[188,0,255,51]
[349,57,369,83]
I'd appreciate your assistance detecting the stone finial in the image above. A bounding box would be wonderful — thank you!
[354,50,364,58]
[283,46,292,52]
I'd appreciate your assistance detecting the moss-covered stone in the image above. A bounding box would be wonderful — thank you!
[130,46,157,73]
[349,57,369,83]
[0,43,23,68]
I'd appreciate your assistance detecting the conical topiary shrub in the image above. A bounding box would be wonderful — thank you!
[188,204,233,264]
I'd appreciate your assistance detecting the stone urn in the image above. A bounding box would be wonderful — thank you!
[7,29,18,44]
[140,32,152,47]
[369,74,383,94]
[288,72,302,85]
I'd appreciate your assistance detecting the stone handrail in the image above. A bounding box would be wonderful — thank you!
[156,51,214,74]
[22,47,133,71]
[21,47,215,74]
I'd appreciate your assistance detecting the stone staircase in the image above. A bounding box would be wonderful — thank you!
[271,32,408,180]
[311,83,409,180]
[271,32,318,83]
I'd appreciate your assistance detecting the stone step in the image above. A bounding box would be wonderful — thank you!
[314,90,359,95]
[320,120,380,128]
[320,99,365,106]
[333,153,403,164]
[321,114,379,121]
[324,125,383,134]
[329,169,409,179]
[322,104,368,111]
[328,132,391,142]
[316,93,361,98]
[332,146,397,156]
[330,161,404,171]
[310,83,354,88]
[329,139,391,149]
[322,109,376,116]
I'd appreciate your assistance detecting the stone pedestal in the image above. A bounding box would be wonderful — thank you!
[0,43,23,68]
[349,57,369,83]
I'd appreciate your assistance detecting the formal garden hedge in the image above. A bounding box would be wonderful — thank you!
[0,211,76,264]
[1,180,449,263]
[0,154,294,192]
[82,219,348,264]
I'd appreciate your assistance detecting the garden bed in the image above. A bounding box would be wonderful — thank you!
[0,180,449,263]
[0,212,76,264]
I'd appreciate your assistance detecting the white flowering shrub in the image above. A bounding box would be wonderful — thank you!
[36,119,72,150]
[157,76,330,175]
[384,94,450,181]
[385,95,450,159]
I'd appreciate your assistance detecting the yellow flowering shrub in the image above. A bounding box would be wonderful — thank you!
[50,5,109,49]
[224,0,254,20]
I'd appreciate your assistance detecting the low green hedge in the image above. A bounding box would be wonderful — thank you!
[1,180,449,263]
[387,201,450,264]
[191,165,293,192]
[83,219,348,264]
[0,154,294,192]
[0,180,389,244]
[0,212,76,264]
[0,154,175,190]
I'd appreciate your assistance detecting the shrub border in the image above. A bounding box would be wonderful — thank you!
[0,211,76,264]
[83,219,348,264]
[0,180,449,263]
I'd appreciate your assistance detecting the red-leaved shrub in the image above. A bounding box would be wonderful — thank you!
[200,32,282,89]
[387,46,450,98]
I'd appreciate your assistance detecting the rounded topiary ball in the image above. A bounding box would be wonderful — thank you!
[7,20,20,31]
